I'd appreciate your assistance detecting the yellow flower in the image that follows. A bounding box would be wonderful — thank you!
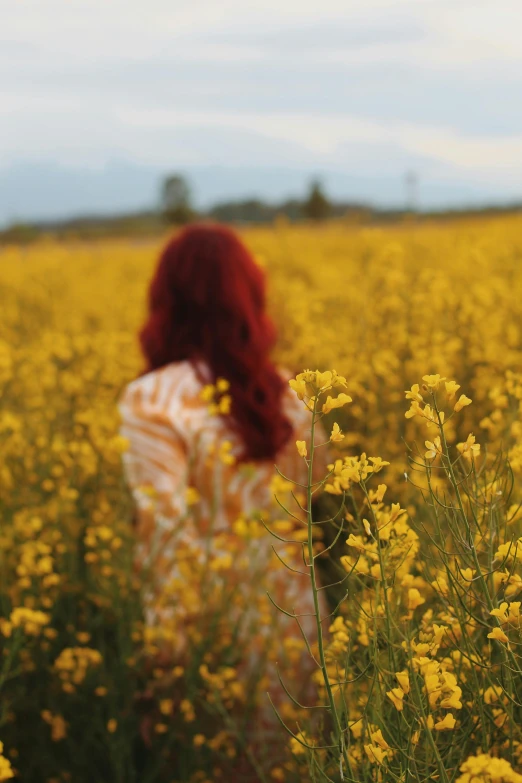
[454,394,472,412]
[445,380,461,399]
[185,486,200,506]
[330,371,347,388]
[425,673,441,708]
[349,718,363,738]
[159,699,173,715]
[50,714,67,742]
[216,377,229,392]
[457,753,522,783]
[457,433,480,459]
[200,384,215,403]
[10,607,50,635]
[322,393,352,414]
[370,728,389,750]
[483,685,504,705]
[315,370,333,390]
[408,588,425,611]
[180,699,196,722]
[107,719,117,733]
[219,440,235,465]
[422,374,446,390]
[434,713,456,731]
[289,378,307,400]
[424,436,442,460]
[330,422,344,443]
[0,743,13,782]
[488,627,509,644]
[370,483,387,503]
[490,602,510,624]
[364,744,388,764]
[368,456,390,472]
[440,687,462,711]
[405,400,421,419]
[218,394,232,415]
[289,731,309,756]
[386,687,405,711]
[296,440,307,458]
[395,670,410,694]
[405,383,423,403]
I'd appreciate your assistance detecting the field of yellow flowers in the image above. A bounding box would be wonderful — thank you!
[1,215,522,782]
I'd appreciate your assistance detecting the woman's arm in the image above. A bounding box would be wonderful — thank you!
[119,377,189,525]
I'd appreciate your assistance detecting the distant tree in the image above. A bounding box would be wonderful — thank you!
[161,174,194,224]
[303,179,332,222]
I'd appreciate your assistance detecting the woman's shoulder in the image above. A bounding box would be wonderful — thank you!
[120,361,206,415]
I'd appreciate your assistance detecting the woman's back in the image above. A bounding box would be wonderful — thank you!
[120,359,314,543]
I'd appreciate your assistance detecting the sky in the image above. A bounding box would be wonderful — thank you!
[2,0,522,221]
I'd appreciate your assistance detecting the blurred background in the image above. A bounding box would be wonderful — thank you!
[2,0,522,231]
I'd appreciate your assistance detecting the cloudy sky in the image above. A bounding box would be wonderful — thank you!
[2,0,522,220]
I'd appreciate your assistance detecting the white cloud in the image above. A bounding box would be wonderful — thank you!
[2,0,522,202]
[114,107,522,178]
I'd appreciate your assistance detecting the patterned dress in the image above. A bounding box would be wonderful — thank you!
[119,360,326,578]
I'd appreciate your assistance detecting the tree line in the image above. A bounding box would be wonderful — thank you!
[161,175,356,224]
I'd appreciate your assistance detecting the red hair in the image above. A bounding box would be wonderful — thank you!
[140,224,293,461]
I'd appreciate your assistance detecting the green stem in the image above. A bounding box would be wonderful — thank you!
[307,396,351,778]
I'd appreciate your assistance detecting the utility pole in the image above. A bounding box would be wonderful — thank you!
[404,170,419,213]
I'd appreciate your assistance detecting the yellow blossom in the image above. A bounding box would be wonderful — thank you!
[322,393,352,414]
[368,456,390,472]
[457,433,480,459]
[386,687,404,711]
[216,378,229,393]
[457,753,522,783]
[408,588,425,611]
[424,436,442,460]
[395,670,410,694]
[434,713,456,731]
[370,728,389,750]
[454,394,472,412]
[445,380,461,399]
[488,627,509,643]
[289,731,309,756]
[405,383,423,403]
[364,744,388,764]
[330,422,344,443]
[200,384,215,403]
[0,743,13,782]
[185,486,200,506]
[159,699,173,716]
[296,440,307,458]
[422,374,446,390]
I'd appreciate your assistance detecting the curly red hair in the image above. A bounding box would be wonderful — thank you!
[139,224,293,461]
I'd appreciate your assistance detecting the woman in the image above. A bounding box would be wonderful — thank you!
[119,223,324,574]
[119,224,326,774]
